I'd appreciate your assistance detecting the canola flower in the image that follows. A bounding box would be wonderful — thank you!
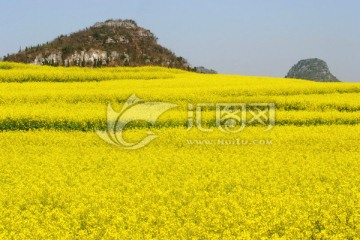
[0,62,359,239]
[0,126,359,239]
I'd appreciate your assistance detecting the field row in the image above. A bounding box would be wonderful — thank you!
[0,108,359,131]
[1,80,360,96]
[0,62,187,82]
[1,92,359,112]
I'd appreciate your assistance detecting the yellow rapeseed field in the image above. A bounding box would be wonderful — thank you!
[0,62,359,239]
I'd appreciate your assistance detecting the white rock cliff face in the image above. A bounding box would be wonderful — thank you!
[34,52,63,65]
[33,50,126,66]
[93,19,137,29]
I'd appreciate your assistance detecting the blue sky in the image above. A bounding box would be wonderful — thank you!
[0,0,359,81]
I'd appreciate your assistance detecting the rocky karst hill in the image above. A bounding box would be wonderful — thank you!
[194,66,217,74]
[4,19,191,69]
[285,58,340,82]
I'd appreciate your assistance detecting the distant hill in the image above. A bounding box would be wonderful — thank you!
[194,66,217,74]
[286,58,340,82]
[3,19,193,70]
